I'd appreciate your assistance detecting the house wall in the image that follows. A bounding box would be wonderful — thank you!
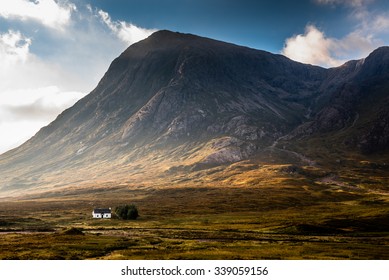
[92,212,111,218]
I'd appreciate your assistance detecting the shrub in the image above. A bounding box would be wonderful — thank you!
[60,227,84,235]
[115,204,139,220]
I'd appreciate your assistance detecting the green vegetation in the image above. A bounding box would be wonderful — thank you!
[115,204,139,220]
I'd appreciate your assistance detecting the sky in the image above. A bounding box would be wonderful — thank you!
[0,0,389,154]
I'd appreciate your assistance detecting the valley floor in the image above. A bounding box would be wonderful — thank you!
[0,161,388,259]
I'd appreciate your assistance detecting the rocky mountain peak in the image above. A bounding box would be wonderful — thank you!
[356,46,389,79]
[0,31,388,195]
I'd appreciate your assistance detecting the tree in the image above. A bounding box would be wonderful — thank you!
[115,204,139,220]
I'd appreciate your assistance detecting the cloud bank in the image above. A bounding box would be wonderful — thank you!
[0,0,75,30]
[282,25,342,67]
[0,30,31,67]
[0,87,85,152]
[98,10,157,45]
[0,1,157,154]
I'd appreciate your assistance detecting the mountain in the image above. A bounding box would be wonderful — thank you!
[0,30,388,196]
[287,46,389,154]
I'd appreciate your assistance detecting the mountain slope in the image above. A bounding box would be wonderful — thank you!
[0,31,388,195]
[287,46,389,155]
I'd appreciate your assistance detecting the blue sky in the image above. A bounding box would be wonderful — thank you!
[0,0,389,153]
[79,0,347,51]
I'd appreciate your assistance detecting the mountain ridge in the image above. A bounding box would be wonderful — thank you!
[1,30,388,195]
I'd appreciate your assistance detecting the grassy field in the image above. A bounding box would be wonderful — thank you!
[0,160,388,260]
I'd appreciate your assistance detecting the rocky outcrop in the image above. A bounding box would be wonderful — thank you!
[202,137,257,164]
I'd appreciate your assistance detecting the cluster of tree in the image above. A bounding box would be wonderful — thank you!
[115,204,139,220]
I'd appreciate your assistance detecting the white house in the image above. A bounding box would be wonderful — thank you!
[92,208,112,219]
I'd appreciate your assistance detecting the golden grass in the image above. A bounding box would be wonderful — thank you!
[0,160,388,259]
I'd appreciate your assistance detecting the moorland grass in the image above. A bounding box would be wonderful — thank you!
[0,161,388,259]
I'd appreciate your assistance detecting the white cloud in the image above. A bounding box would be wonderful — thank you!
[371,14,389,31]
[98,9,157,45]
[314,0,373,7]
[86,4,93,13]
[0,0,75,30]
[0,30,31,66]
[0,29,76,92]
[282,25,344,67]
[335,30,379,57]
[0,86,85,117]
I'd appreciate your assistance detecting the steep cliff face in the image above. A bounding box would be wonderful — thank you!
[0,31,388,194]
[287,47,389,154]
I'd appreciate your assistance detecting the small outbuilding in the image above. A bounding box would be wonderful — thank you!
[92,208,112,219]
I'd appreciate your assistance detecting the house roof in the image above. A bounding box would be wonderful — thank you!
[93,208,111,214]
